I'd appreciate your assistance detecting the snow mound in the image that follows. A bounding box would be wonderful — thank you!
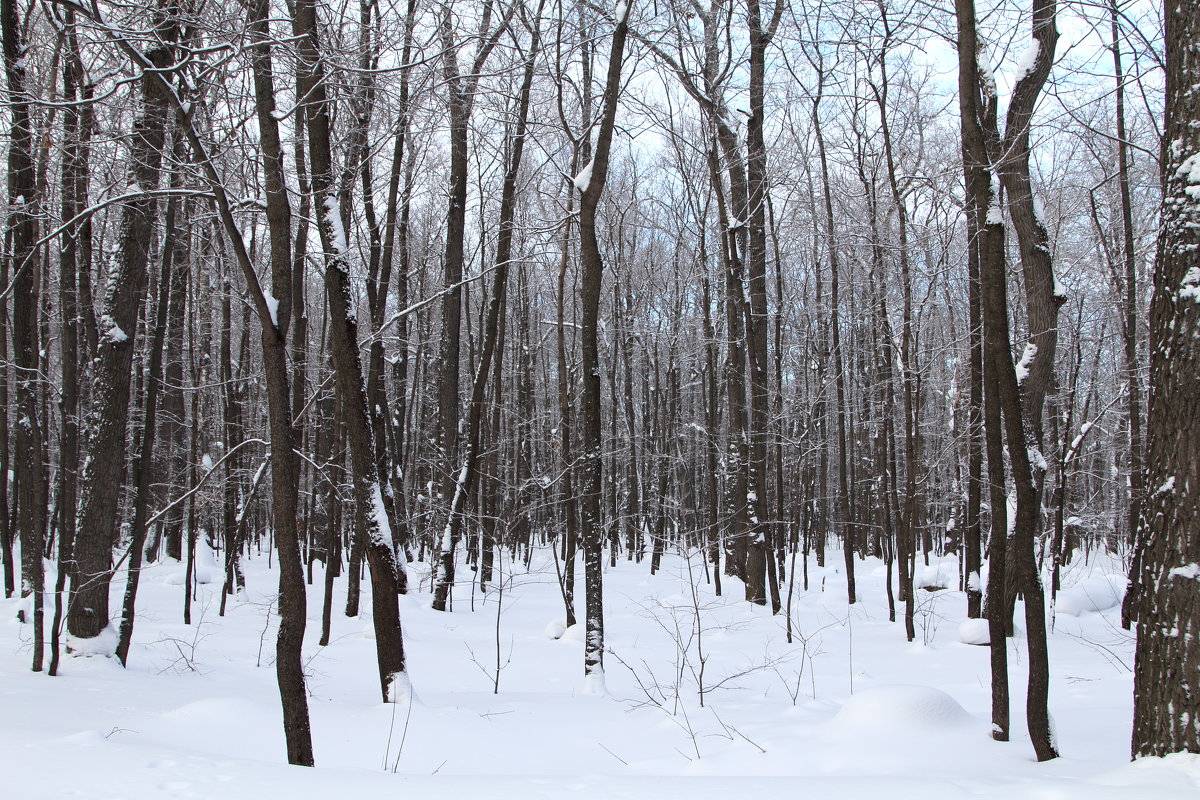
[167,697,264,724]
[162,552,220,586]
[1056,575,1124,617]
[561,623,586,643]
[544,618,568,640]
[1129,752,1200,782]
[958,618,990,646]
[828,685,973,735]
[65,624,119,658]
[914,564,951,591]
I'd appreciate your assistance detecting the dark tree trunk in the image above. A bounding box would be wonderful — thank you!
[115,142,189,666]
[577,0,630,686]
[743,0,781,609]
[434,8,542,611]
[1131,0,1200,758]
[50,18,90,674]
[248,0,314,764]
[294,0,408,702]
[69,43,173,641]
[957,0,1060,761]
[955,0,1009,744]
[993,0,1061,763]
[4,0,46,669]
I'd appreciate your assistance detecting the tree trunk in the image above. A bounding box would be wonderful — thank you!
[294,0,408,702]
[69,43,173,641]
[1113,0,1145,630]
[115,143,189,666]
[1130,0,1200,757]
[50,18,90,674]
[576,0,631,687]
[4,0,46,669]
[248,0,314,763]
[434,9,542,611]
[743,0,781,609]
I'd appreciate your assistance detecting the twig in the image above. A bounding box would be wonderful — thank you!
[598,743,628,765]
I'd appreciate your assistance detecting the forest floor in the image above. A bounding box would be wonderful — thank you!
[2,540,1198,799]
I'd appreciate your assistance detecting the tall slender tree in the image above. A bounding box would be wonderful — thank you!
[69,21,175,641]
[4,0,46,669]
[576,0,631,688]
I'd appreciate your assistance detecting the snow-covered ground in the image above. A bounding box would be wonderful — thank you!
[3,542,1198,799]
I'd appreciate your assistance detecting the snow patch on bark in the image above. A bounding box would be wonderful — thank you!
[323,195,350,258]
[985,173,1003,225]
[1012,40,1041,83]
[1180,267,1200,304]
[101,314,128,343]
[370,483,393,547]
[1176,152,1200,200]
[1015,343,1038,384]
[262,290,279,328]
[977,44,997,99]
[573,161,594,193]
[1169,563,1200,581]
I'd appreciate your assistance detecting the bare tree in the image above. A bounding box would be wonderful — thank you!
[431,0,517,611]
[69,17,175,642]
[576,0,631,687]
[293,0,409,703]
[4,0,46,670]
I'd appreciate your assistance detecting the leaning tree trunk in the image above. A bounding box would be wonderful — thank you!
[957,0,1060,762]
[294,0,408,702]
[83,0,317,761]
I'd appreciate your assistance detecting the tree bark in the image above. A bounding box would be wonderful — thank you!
[248,0,314,763]
[69,42,173,641]
[1113,0,1146,630]
[294,0,409,702]
[435,5,542,610]
[576,0,630,687]
[1130,0,1200,758]
[4,0,46,669]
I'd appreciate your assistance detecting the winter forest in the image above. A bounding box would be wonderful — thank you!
[2,0,1200,794]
